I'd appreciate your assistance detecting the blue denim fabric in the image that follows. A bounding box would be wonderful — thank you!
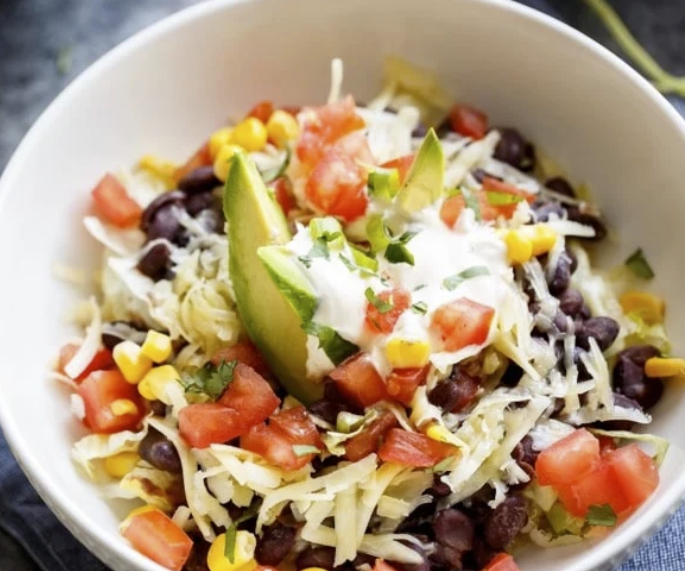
[0,1,684,570]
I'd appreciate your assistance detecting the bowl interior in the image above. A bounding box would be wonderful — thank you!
[1,0,685,570]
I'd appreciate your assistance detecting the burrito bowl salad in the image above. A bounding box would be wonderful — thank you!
[54,58,682,571]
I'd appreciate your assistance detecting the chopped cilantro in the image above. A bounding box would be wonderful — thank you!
[224,500,262,562]
[460,187,482,221]
[625,248,655,279]
[303,322,359,365]
[585,504,617,527]
[181,359,238,399]
[411,301,428,315]
[442,265,490,291]
[365,288,395,314]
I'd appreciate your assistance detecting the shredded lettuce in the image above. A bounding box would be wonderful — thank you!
[589,428,670,466]
[72,426,148,481]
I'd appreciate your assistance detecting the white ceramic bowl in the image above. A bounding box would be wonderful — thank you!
[2,0,685,570]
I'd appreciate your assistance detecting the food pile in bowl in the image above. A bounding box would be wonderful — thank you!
[53,58,681,571]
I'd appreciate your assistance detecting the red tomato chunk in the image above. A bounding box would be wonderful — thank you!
[58,343,113,382]
[535,428,600,486]
[122,508,193,571]
[211,340,271,379]
[365,287,411,334]
[242,406,322,470]
[344,410,398,462]
[386,367,429,406]
[449,105,488,140]
[378,428,456,468]
[329,353,389,408]
[91,173,142,228]
[481,553,522,571]
[77,370,145,434]
[431,298,495,352]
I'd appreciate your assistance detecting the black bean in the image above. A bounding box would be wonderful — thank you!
[296,547,335,571]
[566,207,607,241]
[101,321,146,349]
[184,541,210,571]
[558,289,584,318]
[500,362,523,388]
[428,370,479,413]
[434,508,475,554]
[412,122,428,138]
[567,248,578,274]
[396,504,435,537]
[255,523,296,566]
[185,192,216,216]
[545,177,576,198]
[429,474,452,498]
[484,496,528,549]
[137,243,172,281]
[616,345,661,367]
[493,128,527,169]
[138,428,182,474]
[576,317,620,351]
[548,253,572,295]
[521,142,536,172]
[534,201,565,222]
[308,399,348,425]
[177,166,220,195]
[140,191,185,232]
[147,205,184,243]
[578,304,592,320]
[150,400,168,417]
[512,435,539,480]
[613,356,664,410]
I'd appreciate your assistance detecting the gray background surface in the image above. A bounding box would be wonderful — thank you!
[1,1,684,570]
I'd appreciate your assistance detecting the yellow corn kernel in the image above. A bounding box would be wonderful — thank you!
[385,338,430,369]
[113,340,153,384]
[209,127,234,159]
[138,365,180,404]
[230,117,268,152]
[502,230,534,264]
[110,399,139,416]
[207,530,257,571]
[266,110,300,147]
[213,143,242,182]
[141,330,173,364]
[426,423,453,444]
[620,291,665,325]
[644,357,685,378]
[104,451,140,478]
[519,224,558,257]
[138,154,178,189]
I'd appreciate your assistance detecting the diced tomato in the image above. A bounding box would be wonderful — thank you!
[218,363,280,419]
[271,177,297,216]
[179,364,280,448]
[386,366,429,406]
[344,410,398,461]
[241,406,322,470]
[297,95,366,167]
[373,560,400,571]
[211,340,271,379]
[481,553,522,571]
[365,287,411,334]
[329,353,389,408]
[604,444,659,508]
[178,403,241,449]
[122,508,193,571]
[304,150,368,222]
[440,194,466,228]
[77,370,145,434]
[173,143,212,183]
[556,461,631,518]
[482,176,535,204]
[247,100,274,123]
[91,173,142,228]
[449,105,489,140]
[535,429,600,487]
[381,155,415,185]
[431,298,495,352]
[378,428,457,468]
[58,344,114,382]
[598,435,617,455]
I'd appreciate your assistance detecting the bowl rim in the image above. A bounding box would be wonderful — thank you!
[2,0,685,569]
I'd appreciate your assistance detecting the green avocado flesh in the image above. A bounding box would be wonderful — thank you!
[223,152,323,403]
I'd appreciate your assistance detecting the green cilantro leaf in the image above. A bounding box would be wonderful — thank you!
[442,265,490,291]
[303,322,359,365]
[625,248,655,280]
[365,288,395,314]
[460,187,481,221]
[411,301,428,315]
[224,500,262,562]
[292,444,321,457]
[181,359,238,400]
[585,504,617,527]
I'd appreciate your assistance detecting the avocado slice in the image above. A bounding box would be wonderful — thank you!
[395,128,445,213]
[223,152,323,403]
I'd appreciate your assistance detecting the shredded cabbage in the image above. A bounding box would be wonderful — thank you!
[64,297,102,379]
[72,426,148,481]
